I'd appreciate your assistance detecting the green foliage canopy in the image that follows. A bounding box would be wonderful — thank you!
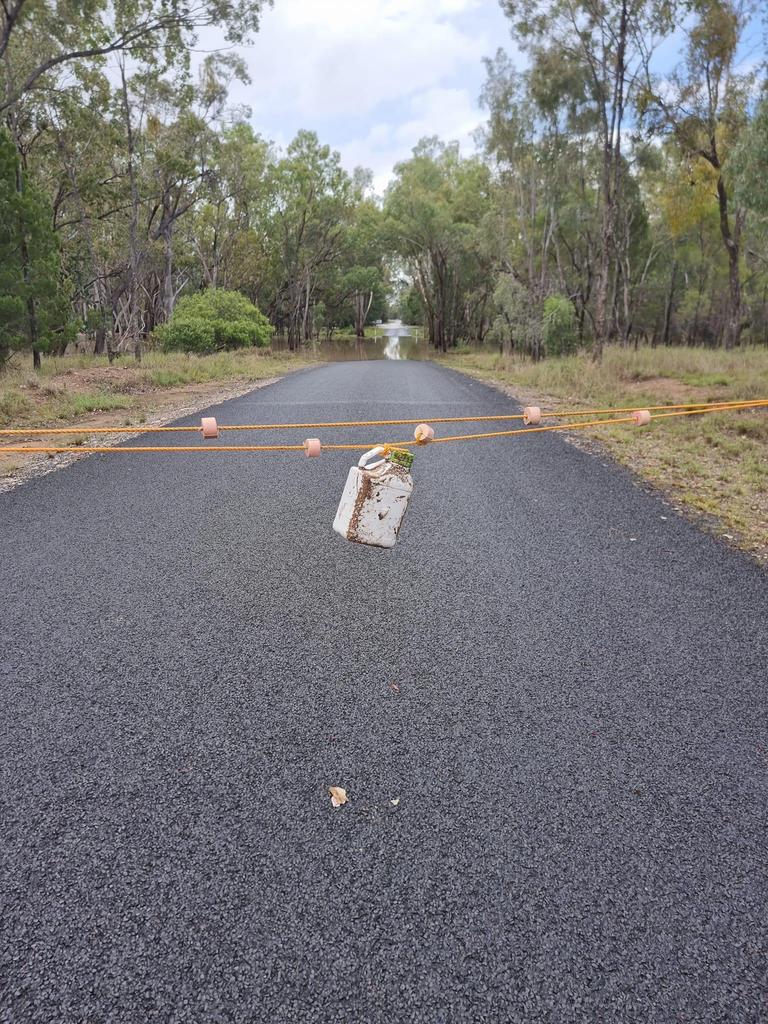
[543,296,578,356]
[0,130,70,365]
[153,289,273,353]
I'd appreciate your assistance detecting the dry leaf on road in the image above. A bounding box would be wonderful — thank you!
[329,786,348,808]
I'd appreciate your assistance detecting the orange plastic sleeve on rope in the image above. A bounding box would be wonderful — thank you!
[2,398,767,436]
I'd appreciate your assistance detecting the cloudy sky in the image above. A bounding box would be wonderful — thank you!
[221,0,513,191]
[219,0,764,194]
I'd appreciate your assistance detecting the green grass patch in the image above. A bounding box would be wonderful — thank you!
[57,393,133,418]
[0,389,32,424]
[680,373,732,388]
[147,368,190,387]
[142,348,316,387]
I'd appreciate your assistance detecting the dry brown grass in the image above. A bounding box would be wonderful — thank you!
[0,348,318,427]
[0,348,320,480]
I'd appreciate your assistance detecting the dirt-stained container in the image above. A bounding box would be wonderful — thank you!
[333,446,414,548]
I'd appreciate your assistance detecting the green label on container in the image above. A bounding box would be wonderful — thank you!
[387,448,414,471]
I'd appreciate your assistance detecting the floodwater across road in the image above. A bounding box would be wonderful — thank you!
[277,320,429,361]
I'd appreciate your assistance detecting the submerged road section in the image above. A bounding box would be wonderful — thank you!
[1,360,767,1023]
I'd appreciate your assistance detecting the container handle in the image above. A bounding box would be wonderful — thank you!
[358,446,387,470]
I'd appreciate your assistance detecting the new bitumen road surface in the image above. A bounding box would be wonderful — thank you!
[1,360,767,1023]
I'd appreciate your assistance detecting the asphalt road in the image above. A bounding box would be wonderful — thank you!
[1,360,767,1024]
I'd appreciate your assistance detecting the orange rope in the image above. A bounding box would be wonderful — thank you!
[1,397,766,436]
[549,398,768,417]
[2,399,765,454]
[423,401,768,444]
[0,444,359,453]
[416,416,638,444]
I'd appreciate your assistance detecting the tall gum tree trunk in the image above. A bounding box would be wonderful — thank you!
[354,290,373,338]
[288,278,302,350]
[58,136,114,358]
[162,216,174,324]
[663,261,677,347]
[120,62,143,363]
[302,271,311,342]
[594,0,628,363]
[15,161,41,369]
[716,175,742,349]
[593,194,612,362]
[212,221,219,289]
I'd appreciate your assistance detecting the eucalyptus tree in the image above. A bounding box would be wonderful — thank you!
[0,129,69,368]
[639,0,755,348]
[0,0,271,362]
[732,90,768,344]
[500,0,677,359]
[611,148,658,345]
[385,139,491,350]
[733,91,768,219]
[189,123,272,293]
[0,0,271,113]
[43,78,123,357]
[340,189,388,338]
[111,45,250,356]
[651,142,728,344]
[267,131,356,348]
[481,56,578,334]
[144,55,249,327]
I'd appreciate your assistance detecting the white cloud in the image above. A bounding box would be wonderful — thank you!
[394,86,481,146]
[235,0,489,120]
[208,0,513,189]
[271,0,482,34]
[343,87,485,192]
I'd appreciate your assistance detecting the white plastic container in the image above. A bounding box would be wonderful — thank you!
[333,446,414,548]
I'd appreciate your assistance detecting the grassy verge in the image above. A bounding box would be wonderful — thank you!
[438,346,768,564]
[0,347,320,479]
[0,348,318,427]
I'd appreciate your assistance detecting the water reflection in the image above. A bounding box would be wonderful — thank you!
[276,321,427,361]
[384,334,402,360]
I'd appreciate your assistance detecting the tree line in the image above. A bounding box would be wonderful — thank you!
[0,0,389,366]
[389,0,768,358]
[0,0,766,366]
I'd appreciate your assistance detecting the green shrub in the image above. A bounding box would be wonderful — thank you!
[543,295,579,356]
[213,319,260,349]
[154,316,215,353]
[153,289,273,353]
